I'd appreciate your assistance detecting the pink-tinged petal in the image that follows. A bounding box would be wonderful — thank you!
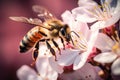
[87,30,98,52]
[112,0,120,15]
[73,52,89,70]
[71,34,87,51]
[78,0,98,7]
[57,49,80,66]
[94,52,117,63]
[35,56,49,78]
[76,14,97,23]
[49,56,64,74]
[61,10,86,33]
[61,10,74,24]
[73,30,98,67]
[90,21,106,31]
[58,63,102,80]
[47,67,58,80]
[45,61,58,80]
[73,21,89,34]
[76,22,91,41]
[72,7,97,23]
[91,12,120,31]
[61,10,77,31]
[111,58,120,75]
[38,44,49,56]
[104,11,120,28]
[17,65,40,80]
[94,33,115,52]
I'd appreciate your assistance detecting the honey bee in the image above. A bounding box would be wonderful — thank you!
[9,5,76,61]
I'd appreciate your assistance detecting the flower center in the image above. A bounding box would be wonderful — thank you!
[112,42,120,55]
[92,1,112,21]
[71,32,87,51]
[112,31,120,55]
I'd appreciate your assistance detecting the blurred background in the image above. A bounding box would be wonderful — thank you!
[0,0,77,80]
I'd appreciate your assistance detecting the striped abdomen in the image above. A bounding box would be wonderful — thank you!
[20,26,43,53]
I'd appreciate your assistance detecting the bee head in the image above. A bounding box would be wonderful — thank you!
[59,24,71,42]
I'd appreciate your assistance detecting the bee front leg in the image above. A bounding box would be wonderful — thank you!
[46,40,57,61]
[59,36,65,50]
[52,39,61,55]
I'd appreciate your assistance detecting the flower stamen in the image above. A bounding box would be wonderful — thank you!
[72,32,88,51]
[90,1,112,21]
[112,31,120,55]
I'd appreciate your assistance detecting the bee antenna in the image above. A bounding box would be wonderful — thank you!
[68,31,80,45]
[70,31,80,38]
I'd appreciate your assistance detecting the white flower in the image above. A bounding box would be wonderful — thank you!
[17,65,42,80]
[17,56,58,80]
[93,33,120,75]
[17,44,64,80]
[38,43,64,74]
[56,10,98,70]
[72,0,120,31]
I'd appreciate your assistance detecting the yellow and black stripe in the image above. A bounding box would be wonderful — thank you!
[19,26,43,53]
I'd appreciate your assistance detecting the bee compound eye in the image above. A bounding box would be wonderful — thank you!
[60,28,66,36]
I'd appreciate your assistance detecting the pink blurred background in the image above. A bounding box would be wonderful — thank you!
[0,0,77,80]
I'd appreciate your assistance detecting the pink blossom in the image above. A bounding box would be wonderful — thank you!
[72,0,120,31]
[56,10,98,70]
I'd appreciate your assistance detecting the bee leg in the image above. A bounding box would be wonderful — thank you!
[52,39,61,55]
[33,41,39,61]
[46,40,57,61]
[31,41,39,66]
[59,36,65,50]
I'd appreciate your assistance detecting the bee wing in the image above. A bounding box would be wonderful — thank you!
[9,16,43,26]
[32,5,56,20]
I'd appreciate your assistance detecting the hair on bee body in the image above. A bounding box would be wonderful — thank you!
[9,5,74,61]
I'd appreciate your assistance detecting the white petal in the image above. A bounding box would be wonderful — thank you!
[113,0,120,14]
[49,56,64,74]
[36,56,48,77]
[91,12,120,31]
[71,24,91,50]
[72,7,97,23]
[73,52,89,70]
[38,44,48,56]
[91,21,106,31]
[104,11,120,27]
[61,10,73,24]
[36,56,59,79]
[78,0,98,7]
[57,49,80,66]
[94,33,115,52]
[87,30,99,52]
[45,59,58,80]
[111,58,120,75]
[46,67,58,80]
[17,65,38,80]
[94,52,117,63]
[72,21,89,33]
[61,10,79,32]
[76,14,97,23]
[76,22,91,41]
